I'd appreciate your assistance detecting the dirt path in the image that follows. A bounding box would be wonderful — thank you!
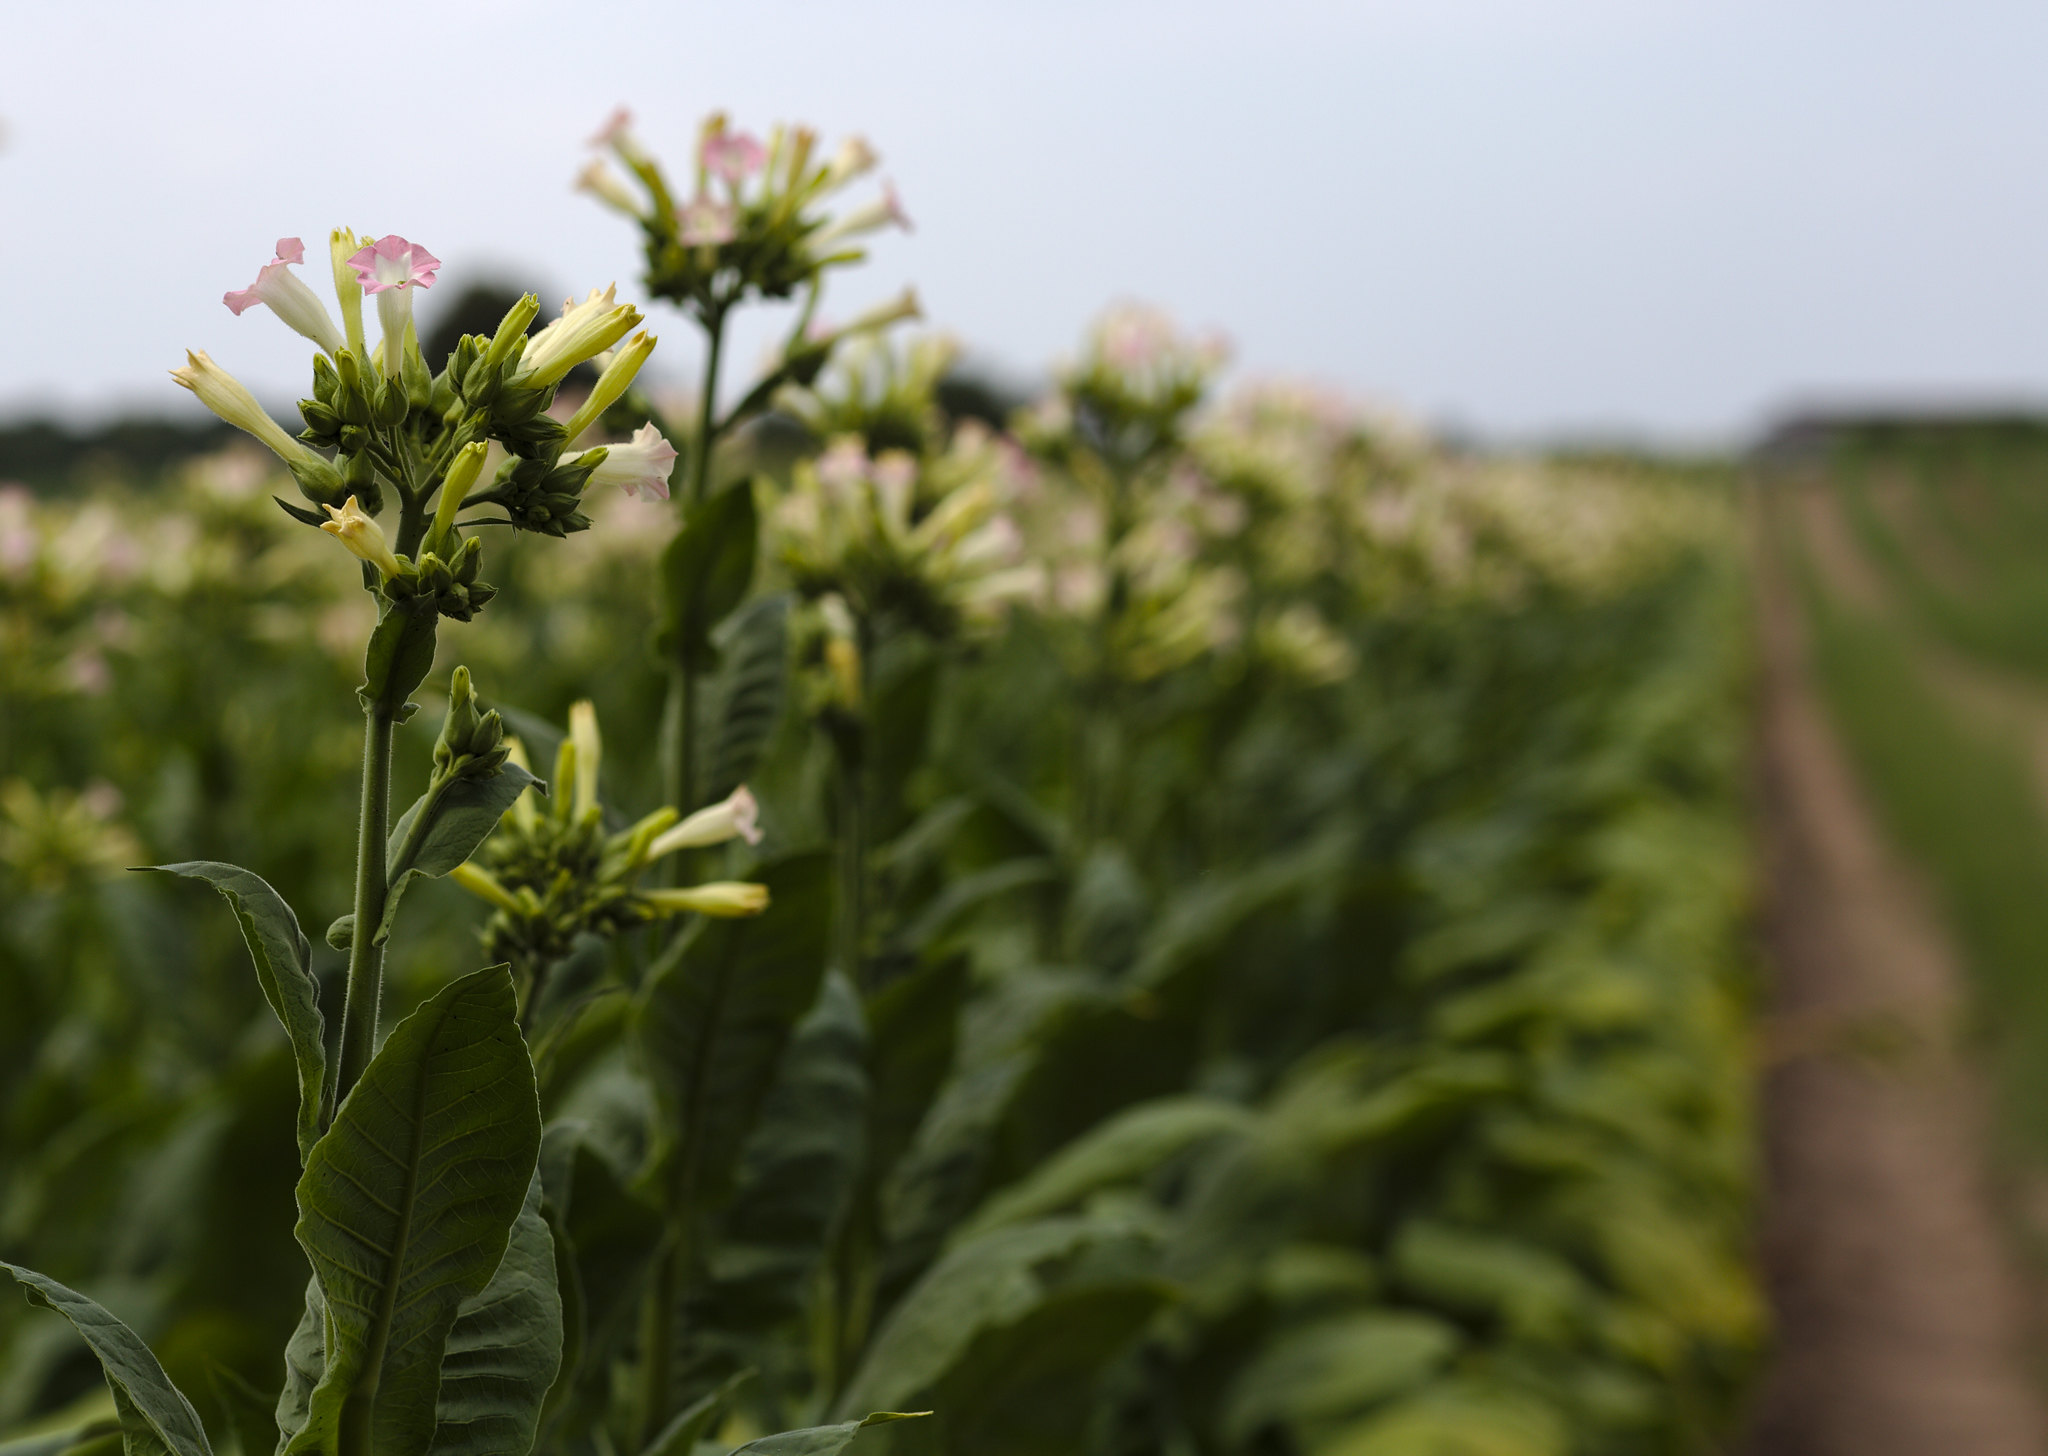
[1741,484,2048,1456]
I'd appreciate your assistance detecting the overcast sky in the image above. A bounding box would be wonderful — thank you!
[7,0,2048,443]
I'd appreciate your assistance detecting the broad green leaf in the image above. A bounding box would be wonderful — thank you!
[360,605,438,719]
[705,593,790,802]
[0,1263,211,1456]
[1390,1222,1592,1342]
[287,966,541,1456]
[837,1217,1115,1418]
[890,859,1058,955]
[1218,1312,1461,1446]
[636,854,832,1211]
[953,1096,1253,1242]
[706,972,868,1328]
[725,1413,926,1456]
[425,1172,562,1456]
[146,863,327,1161]
[661,480,758,667]
[377,762,544,944]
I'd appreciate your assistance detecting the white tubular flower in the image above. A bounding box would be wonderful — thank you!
[647,786,762,858]
[346,235,440,379]
[170,350,319,466]
[812,182,913,250]
[909,479,998,554]
[642,881,771,918]
[319,496,404,579]
[503,737,540,833]
[562,331,656,441]
[582,423,678,501]
[575,158,643,217]
[223,238,344,356]
[568,700,602,817]
[519,285,644,388]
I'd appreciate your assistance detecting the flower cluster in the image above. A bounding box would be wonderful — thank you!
[174,233,679,620]
[452,701,768,976]
[769,431,1042,640]
[1043,303,1231,470]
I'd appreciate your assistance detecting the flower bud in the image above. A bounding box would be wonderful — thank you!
[428,441,490,551]
[171,350,325,468]
[641,881,771,918]
[561,331,656,441]
[575,158,644,217]
[568,700,602,817]
[517,285,643,389]
[329,228,369,359]
[812,183,912,251]
[451,861,525,916]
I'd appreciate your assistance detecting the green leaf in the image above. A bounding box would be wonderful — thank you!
[426,1171,562,1456]
[890,859,1059,955]
[705,593,790,802]
[377,762,544,945]
[705,972,868,1327]
[725,1413,926,1456]
[274,1281,324,1454]
[1218,1312,1462,1446]
[360,605,439,720]
[1318,1380,1567,1456]
[635,854,832,1211]
[287,966,541,1456]
[863,954,967,1188]
[837,1217,1116,1418]
[1389,1222,1592,1343]
[144,862,327,1162]
[661,480,758,667]
[0,1263,212,1456]
[953,1096,1253,1242]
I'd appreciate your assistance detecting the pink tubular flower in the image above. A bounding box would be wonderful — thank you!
[584,423,678,501]
[346,235,441,295]
[224,238,344,355]
[589,106,634,149]
[678,197,737,247]
[701,129,765,185]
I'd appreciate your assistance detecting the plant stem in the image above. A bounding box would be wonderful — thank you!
[663,310,729,821]
[335,704,394,1107]
[835,617,875,988]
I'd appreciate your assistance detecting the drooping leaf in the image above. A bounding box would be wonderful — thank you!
[1218,1311,1462,1446]
[661,480,758,668]
[725,1412,926,1456]
[953,1096,1253,1243]
[890,859,1059,956]
[425,1171,563,1456]
[360,605,438,720]
[0,1263,212,1456]
[705,972,868,1327]
[636,854,833,1212]
[286,966,541,1456]
[377,762,545,944]
[705,593,790,802]
[142,863,327,1161]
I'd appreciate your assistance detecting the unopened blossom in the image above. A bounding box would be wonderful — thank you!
[170,350,320,466]
[450,861,528,915]
[568,700,602,816]
[518,285,643,387]
[812,183,912,250]
[641,881,771,918]
[582,424,678,501]
[319,496,403,579]
[702,129,765,184]
[678,197,737,247]
[822,135,879,189]
[223,238,344,355]
[647,786,762,857]
[346,235,440,376]
[575,158,642,217]
[589,106,647,166]
[562,330,656,441]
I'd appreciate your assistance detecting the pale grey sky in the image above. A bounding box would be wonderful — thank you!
[7,0,2048,442]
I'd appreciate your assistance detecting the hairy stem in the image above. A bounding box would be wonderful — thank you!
[335,704,394,1104]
